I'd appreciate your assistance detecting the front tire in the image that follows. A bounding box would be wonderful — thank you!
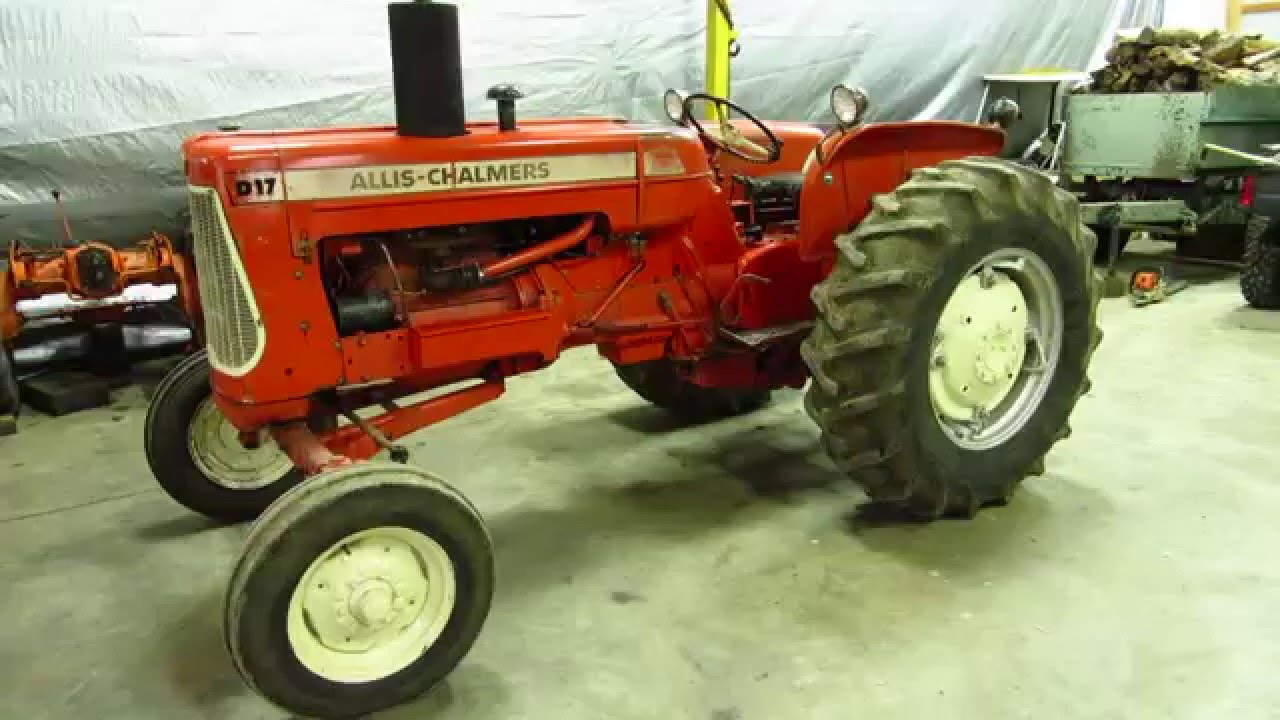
[614,358,770,421]
[802,158,1102,519]
[225,462,494,719]
[144,349,300,522]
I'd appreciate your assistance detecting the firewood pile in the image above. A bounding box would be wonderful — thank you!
[1080,27,1280,94]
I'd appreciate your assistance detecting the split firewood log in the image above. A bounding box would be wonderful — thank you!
[1088,27,1280,93]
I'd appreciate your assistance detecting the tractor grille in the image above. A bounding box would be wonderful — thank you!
[188,186,264,375]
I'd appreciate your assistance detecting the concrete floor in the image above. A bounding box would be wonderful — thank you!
[3,265,1280,720]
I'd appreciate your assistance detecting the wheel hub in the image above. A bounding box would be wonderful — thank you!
[930,273,1028,421]
[349,580,396,627]
[298,533,430,654]
[973,323,1021,385]
[188,398,293,489]
[927,249,1064,451]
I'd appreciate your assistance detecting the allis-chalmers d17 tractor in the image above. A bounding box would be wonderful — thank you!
[144,3,1100,717]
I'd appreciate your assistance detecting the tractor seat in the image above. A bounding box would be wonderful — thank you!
[734,173,804,209]
[732,173,805,234]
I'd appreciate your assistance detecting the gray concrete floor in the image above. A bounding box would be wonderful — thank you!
[4,264,1280,720]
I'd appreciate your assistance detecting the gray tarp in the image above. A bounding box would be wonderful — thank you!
[0,0,1160,248]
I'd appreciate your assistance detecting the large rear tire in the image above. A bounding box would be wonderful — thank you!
[145,349,301,522]
[614,358,770,421]
[225,462,494,719]
[802,157,1102,519]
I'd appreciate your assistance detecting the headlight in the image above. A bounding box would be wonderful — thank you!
[663,89,688,124]
[830,84,868,127]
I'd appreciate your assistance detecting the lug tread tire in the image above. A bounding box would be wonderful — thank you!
[614,358,770,421]
[225,462,494,720]
[144,349,302,522]
[802,157,1102,519]
[1241,217,1280,310]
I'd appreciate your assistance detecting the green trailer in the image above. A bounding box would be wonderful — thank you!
[1057,85,1280,299]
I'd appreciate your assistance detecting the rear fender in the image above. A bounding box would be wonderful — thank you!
[796,121,1005,262]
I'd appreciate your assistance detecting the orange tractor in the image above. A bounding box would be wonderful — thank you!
[145,3,1101,716]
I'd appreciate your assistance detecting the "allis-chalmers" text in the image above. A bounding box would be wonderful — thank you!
[349,161,553,191]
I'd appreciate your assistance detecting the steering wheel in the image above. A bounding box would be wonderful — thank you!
[683,93,783,164]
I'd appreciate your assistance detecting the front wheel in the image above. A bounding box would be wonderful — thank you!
[225,462,494,719]
[802,157,1102,519]
[144,349,300,522]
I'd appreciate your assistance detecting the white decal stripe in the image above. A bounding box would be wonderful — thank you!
[284,152,638,201]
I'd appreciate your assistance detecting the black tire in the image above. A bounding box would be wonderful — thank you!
[614,358,770,421]
[802,157,1102,519]
[225,462,494,719]
[0,345,18,418]
[0,345,18,436]
[1241,219,1280,309]
[144,349,302,522]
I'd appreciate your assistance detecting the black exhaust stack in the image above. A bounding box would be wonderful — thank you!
[388,2,466,138]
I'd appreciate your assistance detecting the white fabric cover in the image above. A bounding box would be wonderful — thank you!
[0,0,1160,246]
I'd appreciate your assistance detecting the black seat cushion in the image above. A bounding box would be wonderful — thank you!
[734,173,804,209]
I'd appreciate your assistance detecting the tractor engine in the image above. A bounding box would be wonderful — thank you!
[321,215,589,337]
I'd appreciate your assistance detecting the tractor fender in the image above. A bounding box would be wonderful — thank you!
[795,121,1005,263]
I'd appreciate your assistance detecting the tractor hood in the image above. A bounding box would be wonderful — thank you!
[183,118,707,205]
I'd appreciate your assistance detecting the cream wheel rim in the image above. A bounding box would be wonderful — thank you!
[187,398,293,490]
[286,526,457,684]
[928,247,1063,450]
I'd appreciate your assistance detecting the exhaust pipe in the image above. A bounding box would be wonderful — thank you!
[389,2,466,138]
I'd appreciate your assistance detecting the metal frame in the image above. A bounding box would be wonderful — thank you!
[705,0,736,116]
[1228,0,1280,32]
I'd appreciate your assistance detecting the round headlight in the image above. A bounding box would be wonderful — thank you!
[663,89,688,124]
[830,84,868,127]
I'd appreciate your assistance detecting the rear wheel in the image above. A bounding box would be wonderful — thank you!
[225,462,494,719]
[1241,219,1280,309]
[802,157,1102,519]
[145,349,300,522]
[614,358,770,421]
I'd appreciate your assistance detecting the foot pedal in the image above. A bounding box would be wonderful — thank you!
[0,414,16,436]
[720,320,814,348]
[20,371,112,416]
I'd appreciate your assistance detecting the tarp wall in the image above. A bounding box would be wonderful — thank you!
[0,0,1160,248]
